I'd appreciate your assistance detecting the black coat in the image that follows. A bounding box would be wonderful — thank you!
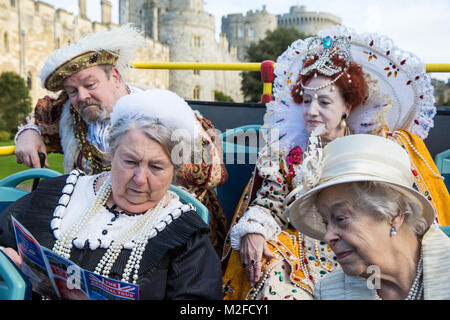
[0,175,223,300]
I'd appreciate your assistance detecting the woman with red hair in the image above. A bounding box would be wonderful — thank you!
[221,26,449,300]
[291,54,369,142]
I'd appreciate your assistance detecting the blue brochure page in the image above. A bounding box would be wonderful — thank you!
[42,248,90,300]
[11,216,139,300]
[11,217,59,299]
[85,271,139,300]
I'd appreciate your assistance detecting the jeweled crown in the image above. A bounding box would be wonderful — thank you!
[298,36,352,94]
[301,35,351,77]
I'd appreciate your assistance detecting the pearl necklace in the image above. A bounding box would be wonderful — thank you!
[53,174,111,258]
[405,251,424,300]
[393,130,443,179]
[249,234,315,299]
[53,174,169,284]
[376,251,424,300]
[94,194,167,283]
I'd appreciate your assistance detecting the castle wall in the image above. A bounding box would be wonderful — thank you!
[277,5,341,36]
[0,1,341,106]
[0,0,170,106]
[221,6,277,61]
[159,8,243,101]
[121,0,244,102]
[158,9,221,101]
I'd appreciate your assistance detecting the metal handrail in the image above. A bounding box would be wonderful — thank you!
[131,61,450,73]
[131,61,262,71]
[1,61,449,157]
[131,62,450,101]
[426,64,450,73]
[0,146,14,157]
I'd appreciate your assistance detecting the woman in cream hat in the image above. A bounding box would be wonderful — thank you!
[287,134,450,300]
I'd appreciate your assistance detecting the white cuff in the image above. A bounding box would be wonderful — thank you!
[14,124,42,144]
[229,207,281,250]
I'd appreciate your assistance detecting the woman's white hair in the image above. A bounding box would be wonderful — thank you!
[106,116,190,183]
[342,181,429,236]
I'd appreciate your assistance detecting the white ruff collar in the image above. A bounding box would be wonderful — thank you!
[51,170,192,251]
[263,25,436,154]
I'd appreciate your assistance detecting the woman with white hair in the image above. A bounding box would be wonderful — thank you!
[287,134,450,300]
[0,89,223,300]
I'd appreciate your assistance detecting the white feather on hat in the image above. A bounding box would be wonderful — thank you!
[39,24,145,90]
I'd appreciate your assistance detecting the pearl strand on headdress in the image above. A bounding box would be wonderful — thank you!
[298,69,346,94]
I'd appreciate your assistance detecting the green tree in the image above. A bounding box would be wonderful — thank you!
[0,71,32,134]
[214,90,234,102]
[241,27,309,102]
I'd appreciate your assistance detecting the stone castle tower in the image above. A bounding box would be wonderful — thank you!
[222,5,342,61]
[119,0,243,101]
[221,5,277,62]
[0,0,169,104]
[277,5,342,35]
[0,1,342,103]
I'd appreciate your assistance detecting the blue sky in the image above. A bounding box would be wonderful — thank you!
[41,0,450,81]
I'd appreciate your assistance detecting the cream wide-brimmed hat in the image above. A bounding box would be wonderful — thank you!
[286,134,435,241]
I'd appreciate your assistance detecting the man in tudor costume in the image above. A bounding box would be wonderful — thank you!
[14,25,228,255]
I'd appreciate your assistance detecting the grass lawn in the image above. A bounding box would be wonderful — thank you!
[0,140,65,186]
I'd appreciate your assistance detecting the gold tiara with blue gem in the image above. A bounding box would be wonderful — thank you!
[298,35,352,93]
[301,35,352,77]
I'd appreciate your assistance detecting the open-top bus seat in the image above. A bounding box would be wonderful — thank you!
[0,250,32,300]
[0,168,62,214]
[169,185,209,224]
[435,148,450,192]
[216,125,263,225]
[442,225,450,237]
[0,169,60,299]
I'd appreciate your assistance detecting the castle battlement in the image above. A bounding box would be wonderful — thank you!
[222,4,341,60]
[0,0,170,105]
[34,1,55,20]
[277,7,342,25]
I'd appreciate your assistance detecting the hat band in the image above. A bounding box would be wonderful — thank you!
[44,50,119,91]
[318,155,415,189]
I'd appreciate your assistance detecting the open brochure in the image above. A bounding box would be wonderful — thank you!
[11,216,139,300]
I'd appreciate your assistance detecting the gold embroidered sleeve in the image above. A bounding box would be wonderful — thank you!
[33,92,69,153]
[177,114,228,189]
[250,146,291,229]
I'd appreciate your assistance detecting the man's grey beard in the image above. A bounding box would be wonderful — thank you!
[78,102,109,123]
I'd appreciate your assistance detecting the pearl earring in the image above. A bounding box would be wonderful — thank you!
[341,114,347,128]
[390,226,397,237]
